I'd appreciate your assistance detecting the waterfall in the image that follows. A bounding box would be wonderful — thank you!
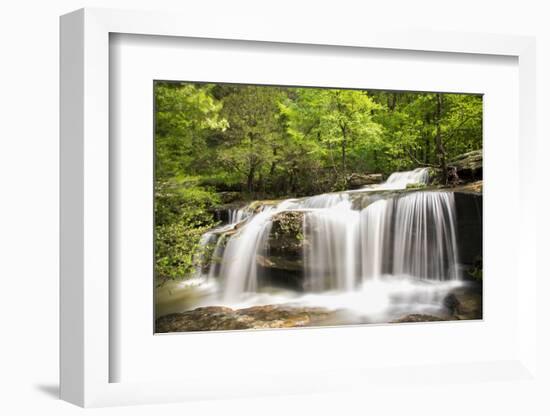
[228,207,250,224]
[206,232,227,280]
[360,167,430,191]
[193,168,460,302]
[302,192,460,290]
[383,167,429,189]
[360,199,392,280]
[193,231,218,277]
[303,196,360,291]
[218,207,273,300]
[218,200,297,301]
[298,192,348,209]
[392,192,460,280]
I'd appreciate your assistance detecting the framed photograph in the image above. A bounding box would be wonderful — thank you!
[153,80,484,334]
[60,8,538,408]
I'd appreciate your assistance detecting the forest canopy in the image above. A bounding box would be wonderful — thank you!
[154,81,482,283]
[155,82,482,195]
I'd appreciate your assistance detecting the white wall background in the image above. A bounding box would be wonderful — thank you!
[0,1,548,415]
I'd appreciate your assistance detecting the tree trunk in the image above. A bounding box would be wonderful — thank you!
[423,134,429,164]
[246,132,255,193]
[435,93,447,184]
[388,93,397,111]
[289,169,297,194]
[247,166,255,193]
[340,123,347,175]
[258,172,264,194]
[269,148,277,176]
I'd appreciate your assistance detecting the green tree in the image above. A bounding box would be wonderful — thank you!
[281,88,383,187]
[155,82,227,181]
[155,184,219,284]
[370,92,482,181]
[218,86,286,193]
[152,82,483,283]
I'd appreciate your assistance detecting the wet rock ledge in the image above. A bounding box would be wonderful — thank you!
[155,305,342,332]
[156,283,482,332]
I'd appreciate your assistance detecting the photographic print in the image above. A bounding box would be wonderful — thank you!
[154,82,482,333]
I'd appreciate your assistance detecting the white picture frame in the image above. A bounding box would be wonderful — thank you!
[60,7,538,408]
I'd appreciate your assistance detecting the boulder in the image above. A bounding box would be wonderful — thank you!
[268,211,305,257]
[155,304,337,332]
[248,199,282,213]
[347,173,384,189]
[257,254,303,272]
[443,284,482,320]
[452,180,482,194]
[391,314,447,323]
[450,149,483,182]
[260,210,306,289]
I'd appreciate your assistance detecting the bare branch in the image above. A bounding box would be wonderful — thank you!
[404,147,438,168]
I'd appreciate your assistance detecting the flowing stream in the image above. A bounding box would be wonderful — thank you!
[160,167,466,322]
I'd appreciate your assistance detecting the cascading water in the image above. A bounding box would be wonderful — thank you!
[378,167,430,190]
[218,200,298,301]
[191,167,462,318]
[302,191,459,291]
[298,192,348,209]
[218,206,274,300]
[193,232,218,277]
[360,198,392,280]
[228,208,250,224]
[303,196,360,292]
[193,203,253,280]
[392,192,460,280]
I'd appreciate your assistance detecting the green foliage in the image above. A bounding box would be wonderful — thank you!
[468,255,483,281]
[155,182,220,226]
[405,182,427,190]
[271,211,304,242]
[154,82,483,282]
[280,88,383,187]
[155,82,482,197]
[155,182,219,283]
[367,92,483,175]
[155,82,228,181]
[216,86,286,193]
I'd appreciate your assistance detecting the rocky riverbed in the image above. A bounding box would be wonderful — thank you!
[156,282,482,332]
[156,304,347,332]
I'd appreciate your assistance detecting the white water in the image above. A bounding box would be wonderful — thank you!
[193,232,218,278]
[302,191,459,291]
[377,167,430,190]
[219,200,298,301]
[219,207,274,300]
[360,199,392,280]
[193,205,253,280]
[160,276,463,323]
[228,207,250,224]
[303,197,360,292]
[393,192,460,280]
[186,167,462,318]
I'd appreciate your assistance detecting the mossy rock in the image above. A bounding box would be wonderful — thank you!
[406,182,428,190]
[155,304,337,332]
[443,284,482,320]
[347,173,384,189]
[452,180,483,194]
[391,314,448,323]
[257,254,303,272]
[450,149,483,181]
[248,199,282,212]
[268,211,305,256]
